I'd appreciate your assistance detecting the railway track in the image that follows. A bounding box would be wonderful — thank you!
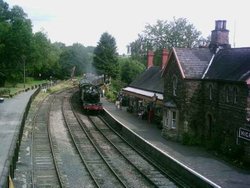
[88,115,181,187]
[14,88,184,187]
[31,94,63,187]
[62,95,126,187]
[69,92,180,187]
[49,89,96,188]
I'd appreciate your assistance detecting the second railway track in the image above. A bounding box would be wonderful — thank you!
[31,93,63,187]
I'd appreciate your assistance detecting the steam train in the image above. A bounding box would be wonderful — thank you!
[79,74,104,112]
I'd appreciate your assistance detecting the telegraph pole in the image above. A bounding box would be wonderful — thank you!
[22,55,26,89]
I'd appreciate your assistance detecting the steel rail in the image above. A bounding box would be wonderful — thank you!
[31,94,63,188]
[98,115,188,187]
[61,96,100,188]
[88,115,159,187]
[47,95,64,187]
[66,95,127,188]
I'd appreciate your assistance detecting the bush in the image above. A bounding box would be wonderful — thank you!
[220,137,244,159]
[111,79,126,92]
[181,133,201,146]
[25,77,34,83]
[105,90,116,101]
[182,133,190,145]
[0,88,10,96]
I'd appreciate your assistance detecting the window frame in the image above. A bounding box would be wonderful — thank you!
[233,87,238,104]
[170,110,177,129]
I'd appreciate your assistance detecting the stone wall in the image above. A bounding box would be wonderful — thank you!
[162,56,249,157]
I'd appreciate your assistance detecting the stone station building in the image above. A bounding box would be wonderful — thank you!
[124,20,250,161]
[161,20,250,161]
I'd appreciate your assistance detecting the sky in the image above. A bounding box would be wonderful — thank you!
[5,0,250,55]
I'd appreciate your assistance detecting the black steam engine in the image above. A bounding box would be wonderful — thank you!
[79,74,104,112]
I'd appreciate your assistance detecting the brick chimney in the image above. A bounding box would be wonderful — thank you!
[161,49,169,70]
[209,20,231,53]
[147,50,154,69]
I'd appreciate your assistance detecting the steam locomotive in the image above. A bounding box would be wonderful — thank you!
[79,75,104,112]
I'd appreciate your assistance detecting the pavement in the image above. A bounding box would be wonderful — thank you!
[101,97,250,188]
[0,89,36,186]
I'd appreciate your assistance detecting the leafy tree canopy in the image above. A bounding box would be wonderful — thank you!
[93,32,119,79]
[119,57,145,85]
[59,43,94,78]
[129,17,207,65]
[0,3,33,83]
[0,0,96,85]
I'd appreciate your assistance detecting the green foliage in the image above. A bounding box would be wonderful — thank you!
[105,79,126,102]
[105,90,116,101]
[111,79,126,93]
[129,17,204,63]
[29,32,58,79]
[220,140,244,160]
[0,88,10,96]
[93,32,119,79]
[181,133,190,145]
[0,3,33,84]
[181,132,201,146]
[119,57,145,84]
[59,43,94,79]
[0,1,96,85]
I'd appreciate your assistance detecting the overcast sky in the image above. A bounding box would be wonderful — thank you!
[5,0,250,54]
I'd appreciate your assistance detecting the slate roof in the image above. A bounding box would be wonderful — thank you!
[129,66,163,93]
[174,47,213,79]
[204,47,250,81]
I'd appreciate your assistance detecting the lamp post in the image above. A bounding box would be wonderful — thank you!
[22,55,26,89]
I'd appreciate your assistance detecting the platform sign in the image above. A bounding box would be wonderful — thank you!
[238,127,250,141]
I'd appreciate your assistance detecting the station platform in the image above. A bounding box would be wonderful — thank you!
[101,97,250,188]
[0,89,36,186]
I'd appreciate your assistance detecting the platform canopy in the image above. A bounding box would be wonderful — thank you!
[122,87,163,101]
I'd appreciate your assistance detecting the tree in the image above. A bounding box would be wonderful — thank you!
[59,43,94,78]
[0,0,10,85]
[129,17,203,65]
[0,5,33,84]
[29,32,51,78]
[93,32,119,79]
[119,57,145,85]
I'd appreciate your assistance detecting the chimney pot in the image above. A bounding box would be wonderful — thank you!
[147,50,154,69]
[161,49,169,70]
[209,20,230,53]
[222,20,227,29]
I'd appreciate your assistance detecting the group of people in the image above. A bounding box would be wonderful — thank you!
[137,102,155,123]
[115,92,156,123]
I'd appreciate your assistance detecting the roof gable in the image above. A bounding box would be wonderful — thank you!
[129,66,163,93]
[174,48,213,79]
[162,47,213,79]
[204,47,250,81]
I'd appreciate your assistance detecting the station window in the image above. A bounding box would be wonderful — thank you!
[233,87,238,104]
[171,111,177,129]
